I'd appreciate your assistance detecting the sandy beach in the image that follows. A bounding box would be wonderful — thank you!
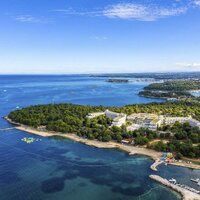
[5,117,200,171]
[14,125,162,169]
[13,125,200,171]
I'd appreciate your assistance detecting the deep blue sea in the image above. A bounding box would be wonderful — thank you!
[0,75,199,200]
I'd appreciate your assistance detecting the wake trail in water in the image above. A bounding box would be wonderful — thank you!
[0,127,15,131]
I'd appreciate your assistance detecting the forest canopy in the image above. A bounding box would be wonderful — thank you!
[8,101,200,158]
[144,80,200,91]
[139,80,200,99]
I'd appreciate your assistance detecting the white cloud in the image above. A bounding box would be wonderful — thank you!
[176,62,200,68]
[52,0,200,21]
[90,36,108,40]
[193,0,200,6]
[103,3,187,21]
[15,15,49,23]
[52,8,101,17]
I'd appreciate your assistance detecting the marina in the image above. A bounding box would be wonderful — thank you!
[150,175,200,200]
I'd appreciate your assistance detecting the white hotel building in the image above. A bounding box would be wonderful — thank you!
[87,111,200,130]
[105,110,127,127]
[87,110,127,127]
[164,116,200,128]
[127,113,163,131]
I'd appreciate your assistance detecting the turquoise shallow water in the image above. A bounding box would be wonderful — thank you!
[0,75,199,200]
[192,91,200,97]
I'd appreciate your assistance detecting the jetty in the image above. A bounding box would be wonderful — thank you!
[150,159,163,171]
[150,175,200,200]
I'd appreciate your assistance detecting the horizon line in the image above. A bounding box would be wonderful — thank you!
[1,71,200,75]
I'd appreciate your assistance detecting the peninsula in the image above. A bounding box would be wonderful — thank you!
[139,80,200,101]
[6,102,200,171]
[106,79,129,83]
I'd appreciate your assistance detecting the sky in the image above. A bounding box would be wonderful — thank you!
[0,0,200,74]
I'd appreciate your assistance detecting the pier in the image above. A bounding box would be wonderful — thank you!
[150,175,200,200]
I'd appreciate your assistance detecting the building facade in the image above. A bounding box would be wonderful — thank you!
[127,113,163,131]
[86,112,105,119]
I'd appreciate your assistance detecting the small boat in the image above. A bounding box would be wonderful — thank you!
[169,178,177,184]
[191,178,200,183]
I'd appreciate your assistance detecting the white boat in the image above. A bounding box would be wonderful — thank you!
[169,178,177,184]
[191,178,200,183]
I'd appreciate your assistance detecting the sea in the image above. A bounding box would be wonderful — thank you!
[0,75,199,200]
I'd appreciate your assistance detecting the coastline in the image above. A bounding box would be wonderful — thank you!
[5,117,200,199]
[5,117,161,170]
[139,89,200,100]
[138,93,178,101]
[5,117,200,171]
[14,125,162,171]
[190,89,200,93]
[150,175,200,200]
[138,93,168,100]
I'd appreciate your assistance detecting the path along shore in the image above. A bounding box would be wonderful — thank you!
[150,175,200,200]
[5,117,200,171]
